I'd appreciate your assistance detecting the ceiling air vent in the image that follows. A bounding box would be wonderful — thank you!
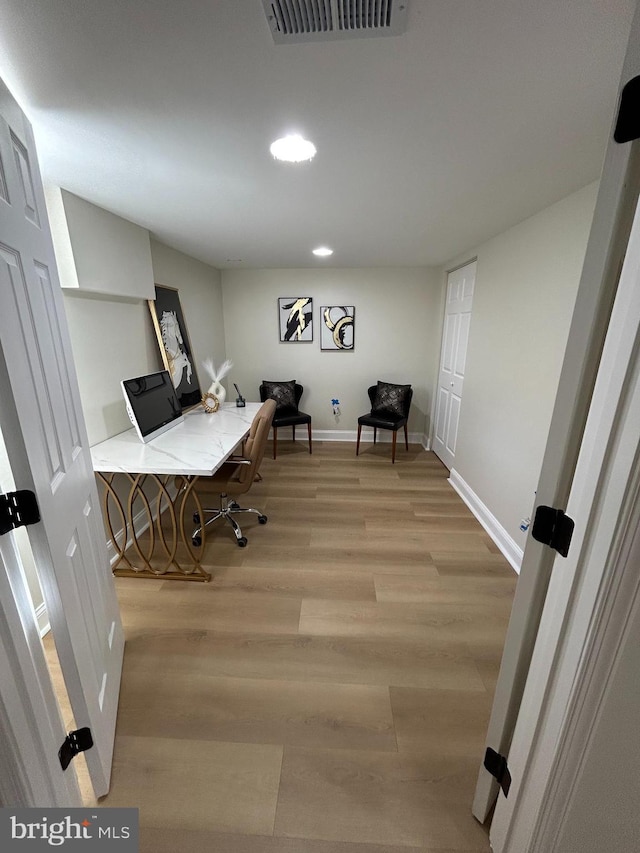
[262,0,408,44]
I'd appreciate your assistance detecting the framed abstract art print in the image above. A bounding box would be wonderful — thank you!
[320,305,355,351]
[278,297,313,342]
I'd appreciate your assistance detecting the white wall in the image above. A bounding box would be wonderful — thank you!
[61,238,223,445]
[444,182,598,559]
[63,294,159,444]
[221,267,442,438]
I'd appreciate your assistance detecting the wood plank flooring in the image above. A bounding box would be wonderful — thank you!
[50,441,517,852]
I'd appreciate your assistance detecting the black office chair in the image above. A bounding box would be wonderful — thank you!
[356,381,413,463]
[259,380,312,459]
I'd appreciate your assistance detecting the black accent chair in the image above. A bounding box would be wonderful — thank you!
[259,380,312,459]
[356,381,413,463]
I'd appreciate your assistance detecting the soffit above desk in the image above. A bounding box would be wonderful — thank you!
[45,185,155,299]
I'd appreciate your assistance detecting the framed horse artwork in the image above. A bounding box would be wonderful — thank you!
[148,285,202,409]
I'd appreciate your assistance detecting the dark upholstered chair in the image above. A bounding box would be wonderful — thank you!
[356,381,413,463]
[191,399,275,547]
[259,381,312,459]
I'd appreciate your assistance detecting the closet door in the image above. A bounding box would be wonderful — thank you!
[433,260,476,470]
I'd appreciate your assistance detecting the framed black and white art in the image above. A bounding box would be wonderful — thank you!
[320,305,355,351]
[278,297,313,342]
[148,284,202,408]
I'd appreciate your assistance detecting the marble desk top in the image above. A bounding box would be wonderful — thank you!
[90,402,262,477]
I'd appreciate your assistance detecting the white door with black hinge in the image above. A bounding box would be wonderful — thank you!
[472,3,640,831]
[490,152,640,853]
[0,79,123,798]
[0,472,83,806]
[433,260,476,469]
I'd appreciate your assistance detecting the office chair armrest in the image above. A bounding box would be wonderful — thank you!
[220,455,262,482]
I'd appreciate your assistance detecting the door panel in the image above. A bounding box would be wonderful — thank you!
[0,80,123,798]
[442,312,456,373]
[435,386,449,444]
[455,311,471,378]
[446,393,461,457]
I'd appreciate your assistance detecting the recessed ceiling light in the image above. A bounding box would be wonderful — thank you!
[312,246,333,257]
[270,134,317,163]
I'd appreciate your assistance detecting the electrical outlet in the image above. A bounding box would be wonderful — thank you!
[331,398,340,415]
[519,517,531,532]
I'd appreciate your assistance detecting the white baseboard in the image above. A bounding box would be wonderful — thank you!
[312,428,428,447]
[448,468,522,574]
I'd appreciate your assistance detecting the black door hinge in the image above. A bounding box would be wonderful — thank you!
[59,727,94,771]
[532,505,574,558]
[614,75,640,143]
[484,747,512,797]
[0,490,40,536]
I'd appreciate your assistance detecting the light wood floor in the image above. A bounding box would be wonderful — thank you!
[51,440,517,852]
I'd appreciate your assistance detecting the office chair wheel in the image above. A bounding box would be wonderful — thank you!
[258,515,268,524]
[192,534,202,547]
[193,512,200,523]
[237,536,248,547]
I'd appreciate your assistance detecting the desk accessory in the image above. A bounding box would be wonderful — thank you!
[201,392,220,413]
[202,357,233,405]
[234,383,246,407]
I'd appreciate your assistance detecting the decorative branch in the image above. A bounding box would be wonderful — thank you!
[202,358,233,383]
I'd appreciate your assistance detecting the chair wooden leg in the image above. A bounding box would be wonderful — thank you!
[404,423,409,450]
[307,421,312,454]
[273,426,278,459]
[292,425,296,442]
[373,427,377,445]
[356,424,362,455]
[392,430,397,463]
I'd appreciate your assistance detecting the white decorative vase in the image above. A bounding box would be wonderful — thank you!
[208,380,226,404]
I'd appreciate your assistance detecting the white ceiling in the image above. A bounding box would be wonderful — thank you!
[0,1,635,269]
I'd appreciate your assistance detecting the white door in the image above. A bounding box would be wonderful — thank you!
[471,4,640,826]
[490,154,640,853]
[433,260,476,469]
[0,80,123,798]
[0,472,82,806]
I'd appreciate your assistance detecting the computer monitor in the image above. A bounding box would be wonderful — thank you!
[121,370,184,443]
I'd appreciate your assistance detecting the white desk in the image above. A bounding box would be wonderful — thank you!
[91,403,261,581]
